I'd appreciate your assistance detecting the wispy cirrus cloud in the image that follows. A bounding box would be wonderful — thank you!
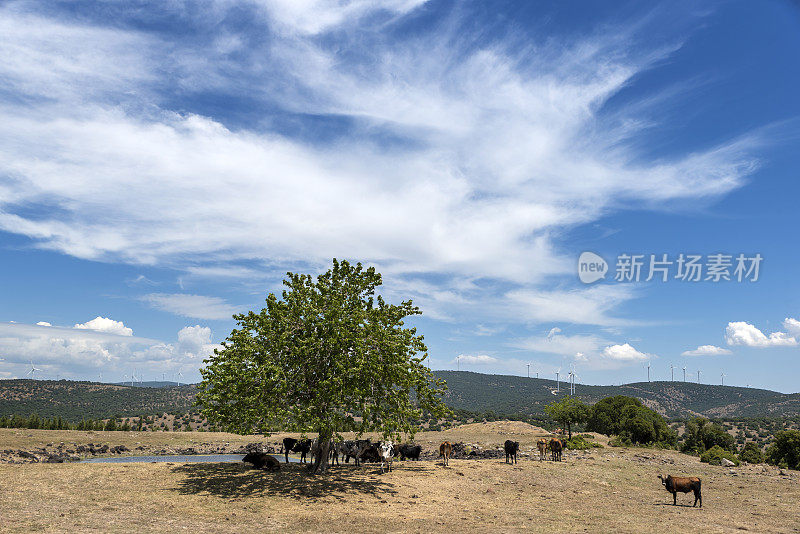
[0,1,761,334]
[140,293,241,321]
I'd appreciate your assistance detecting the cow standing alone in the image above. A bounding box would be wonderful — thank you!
[658,475,702,507]
[504,440,519,464]
[549,438,563,462]
[439,441,452,466]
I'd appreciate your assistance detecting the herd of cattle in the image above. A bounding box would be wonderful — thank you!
[243,436,703,507]
[243,435,568,473]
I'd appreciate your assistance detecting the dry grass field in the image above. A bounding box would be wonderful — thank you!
[1,422,798,533]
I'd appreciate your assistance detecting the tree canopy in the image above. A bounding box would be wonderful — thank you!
[681,417,735,453]
[544,396,589,439]
[766,429,800,470]
[585,395,675,445]
[196,259,449,473]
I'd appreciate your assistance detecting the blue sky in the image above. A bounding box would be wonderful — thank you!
[0,0,798,391]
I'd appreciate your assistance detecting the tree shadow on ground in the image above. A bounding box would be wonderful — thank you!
[170,462,397,500]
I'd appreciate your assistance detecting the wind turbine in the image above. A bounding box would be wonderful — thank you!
[26,361,42,380]
[556,369,560,393]
[527,363,530,378]
[670,364,674,382]
[697,370,701,383]
[647,362,651,382]
[683,366,687,382]
[721,372,726,386]
[177,370,183,386]
[456,355,461,372]
[98,372,102,383]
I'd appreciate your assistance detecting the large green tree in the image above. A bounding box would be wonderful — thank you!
[196,259,449,474]
[544,396,589,439]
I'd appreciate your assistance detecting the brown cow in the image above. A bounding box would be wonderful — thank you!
[549,438,563,462]
[439,441,452,466]
[658,475,702,507]
[537,438,548,461]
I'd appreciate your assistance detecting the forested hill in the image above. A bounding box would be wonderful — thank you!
[0,380,196,421]
[2,372,800,421]
[435,371,800,419]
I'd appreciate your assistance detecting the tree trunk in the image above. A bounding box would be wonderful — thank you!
[310,434,332,475]
[567,421,572,440]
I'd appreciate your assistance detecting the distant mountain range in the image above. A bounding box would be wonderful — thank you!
[2,371,799,422]
[435,371,800,419]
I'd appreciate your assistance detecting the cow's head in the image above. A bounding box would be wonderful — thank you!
[657,474,668,487]
[380,441,394,458]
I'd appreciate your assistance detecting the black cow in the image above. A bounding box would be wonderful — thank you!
[341,439,371,466]
[398,444,422,461]
[242,452,281,472]
[504,440,520,464]
[282,437,312,464]
[358,442,382,463]
[658,475,702,507]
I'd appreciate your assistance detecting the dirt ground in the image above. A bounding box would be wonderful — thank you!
[1,423,798,533]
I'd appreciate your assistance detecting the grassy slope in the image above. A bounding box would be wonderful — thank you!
[0,425,798,533]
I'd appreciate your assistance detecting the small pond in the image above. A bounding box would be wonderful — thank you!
[81,454,300,464]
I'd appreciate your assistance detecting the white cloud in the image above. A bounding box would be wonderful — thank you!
[453,354,498,365]
[140,293,240,320]
[74,316,133,337]
[505,286,640,326]
[250,0,429,35]
[36,321,51,326]
[546,327,561,340]
[0,4,761,330]
[515,332,608,358]
[0,321,217,379]
[725,321,798,348]
[681,344,732,357]
[602,343,651,361]
[783,317,800,337]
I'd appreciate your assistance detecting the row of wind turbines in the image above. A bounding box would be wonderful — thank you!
[647,362,730,386]
[8,359,185,386]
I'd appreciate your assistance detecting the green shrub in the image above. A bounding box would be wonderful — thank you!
[565,435,603,450]
[586,396,675,445]
[765,430,800,470]
[700,445,740,466]
[609,436,632,447]
[738,442,764,464]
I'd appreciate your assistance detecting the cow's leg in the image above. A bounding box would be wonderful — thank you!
[673,492,677,506]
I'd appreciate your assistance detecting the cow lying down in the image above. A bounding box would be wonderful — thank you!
[243,452,281,472]
[658,474,701,507]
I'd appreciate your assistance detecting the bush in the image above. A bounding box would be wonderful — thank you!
[700,445,740,466]
[765,430,800,470]
[565,435,602,450]
[739,442,764,464]
[586,396,675,446]
[681,417,735,454]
